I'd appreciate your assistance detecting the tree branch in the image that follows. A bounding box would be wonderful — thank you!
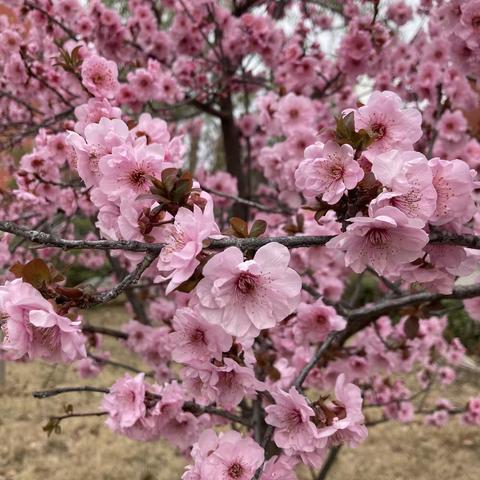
[32,386,251,427]
[32,386,109,398]
[86,252,158,308]
[3,220,480,253]
[81,324,128,340]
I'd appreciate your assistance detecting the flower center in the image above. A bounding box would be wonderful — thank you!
[367,228,389,246]
[91,73,105,86]
[31,157,44,168]
[190,328,205,344]
[287,408,302,426]
[472,16,480,28]
[236,271,258,294]
[228,462,244,479]
[370,122,386,140]
[329,163,344,180]
[129,168,148,187]
[289,108,299,120]
[31,325,61,352]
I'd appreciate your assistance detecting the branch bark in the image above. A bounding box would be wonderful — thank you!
[3,220,480,253]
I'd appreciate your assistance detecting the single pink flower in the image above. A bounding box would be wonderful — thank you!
[276,93,316,135]
[327,205,429,275]
[0,279,86,363]
[98,139,166,201]
[295,141,364,204]
[156,200,219,294]
[196,242,302,338]
[265,386,318,451]
[200,430,265,480]
[315,374,368,448]
[294,299,346,344]
[215,358,264,409]
[369,150,437,225]
[260,456,298,480]
[437,110,468,143]
[169,307,232,364]
[428,158,476,226]
[81,54,119,98]
[68,117,130,188]
[352,91,423,154]
[464,296,480,322]
[102,373,147,430]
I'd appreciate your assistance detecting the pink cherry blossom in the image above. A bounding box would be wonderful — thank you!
[200,430,264,480]
[437,110,468,142]
[352,91,423,154]
[81,54,119,98]
[215,358,264,409]
[260,456,298,480]
[369,150,437,225]
[464,296,480,322]
[68,117,130,188]
[295,140,364,204]
[102,373,147,430]
[265,386,317,451]
[276,93,316,135]
[98,139,166,201]
[196,242,302,338]
[294,299,347,344]
[169,307,232,363]
[315,374,368,448]
[0,279,86,363]
[428,158,476,226]
[156,200,219,294]
[327,205,429,275]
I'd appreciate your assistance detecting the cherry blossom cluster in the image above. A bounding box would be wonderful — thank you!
[1,1,480,479]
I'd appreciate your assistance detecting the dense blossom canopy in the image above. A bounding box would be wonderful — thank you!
[1,0,480,478]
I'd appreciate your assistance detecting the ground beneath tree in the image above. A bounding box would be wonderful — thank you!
[1,307,479,480]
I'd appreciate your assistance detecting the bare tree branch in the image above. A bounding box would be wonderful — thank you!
[86,252,158,307]
[3,220,480,254]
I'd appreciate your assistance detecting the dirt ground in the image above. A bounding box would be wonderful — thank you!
[1,306,480,480]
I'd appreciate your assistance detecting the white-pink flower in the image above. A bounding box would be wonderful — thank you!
[294,299,347,344]
[68,117,130,188]
[196,242,302,338]
[200,430,264,480]
[295,140,364,204]
[102,373,147,430]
